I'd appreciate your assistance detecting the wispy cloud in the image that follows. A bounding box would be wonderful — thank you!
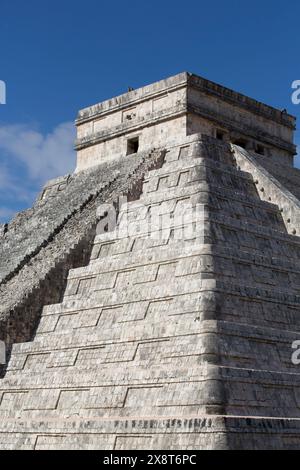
[0,122,76,223]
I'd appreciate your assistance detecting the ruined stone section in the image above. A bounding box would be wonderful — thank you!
[75,73,296,171]
[0,149,165,347]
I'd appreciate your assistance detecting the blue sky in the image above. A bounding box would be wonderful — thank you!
[0,0,300,223]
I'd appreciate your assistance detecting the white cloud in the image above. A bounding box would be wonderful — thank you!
[0,122,75,182]
[0,121,76,223]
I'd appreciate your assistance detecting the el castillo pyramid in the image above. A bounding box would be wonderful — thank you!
[1,72,300,450]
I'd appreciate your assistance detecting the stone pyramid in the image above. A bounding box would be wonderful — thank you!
[1,73,300,449]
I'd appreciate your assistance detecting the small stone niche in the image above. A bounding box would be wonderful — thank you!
[216,129,226,141]
[127,137,139,155]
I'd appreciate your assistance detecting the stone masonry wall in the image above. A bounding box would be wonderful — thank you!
[1,136,300,448]
[75,73,296,171]
[0,149,165,348]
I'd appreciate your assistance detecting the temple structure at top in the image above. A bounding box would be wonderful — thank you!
[75,72,296,171]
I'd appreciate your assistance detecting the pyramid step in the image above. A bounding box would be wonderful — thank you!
[7,318,300,375]
[36,260,300,339]
[144,162,251,184]
[211,214,300,257]
[118,187,284,236]
[0,380,216,419]
[139,178,277,209]
[142,155,247,184]
[0,416,228,450]
[2,365,300,420]
[143,160,256,196]
[0,362,213,389]
[0,415,299,450]
[6,345,204,375]
[64,241,300,301]
[10,313,212,356]
[94,196,288,257]
[62,260,300,304]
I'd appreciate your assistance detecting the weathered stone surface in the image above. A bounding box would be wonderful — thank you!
[0,73,300,449]
[0,149,165,345]
[75,73,296,170]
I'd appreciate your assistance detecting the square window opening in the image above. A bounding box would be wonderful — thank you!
[233,139,248,149]
[216,130,225,141]
[127,137,139,155]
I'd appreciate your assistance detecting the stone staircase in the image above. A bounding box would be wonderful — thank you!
[1,136,300,449]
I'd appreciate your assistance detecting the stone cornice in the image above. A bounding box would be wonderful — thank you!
[188,74,296,130]
[76,73,188,125]
[75,99,296,155]
[76,72,296,131]
[188,103,297,155]
[75,104,187,150]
